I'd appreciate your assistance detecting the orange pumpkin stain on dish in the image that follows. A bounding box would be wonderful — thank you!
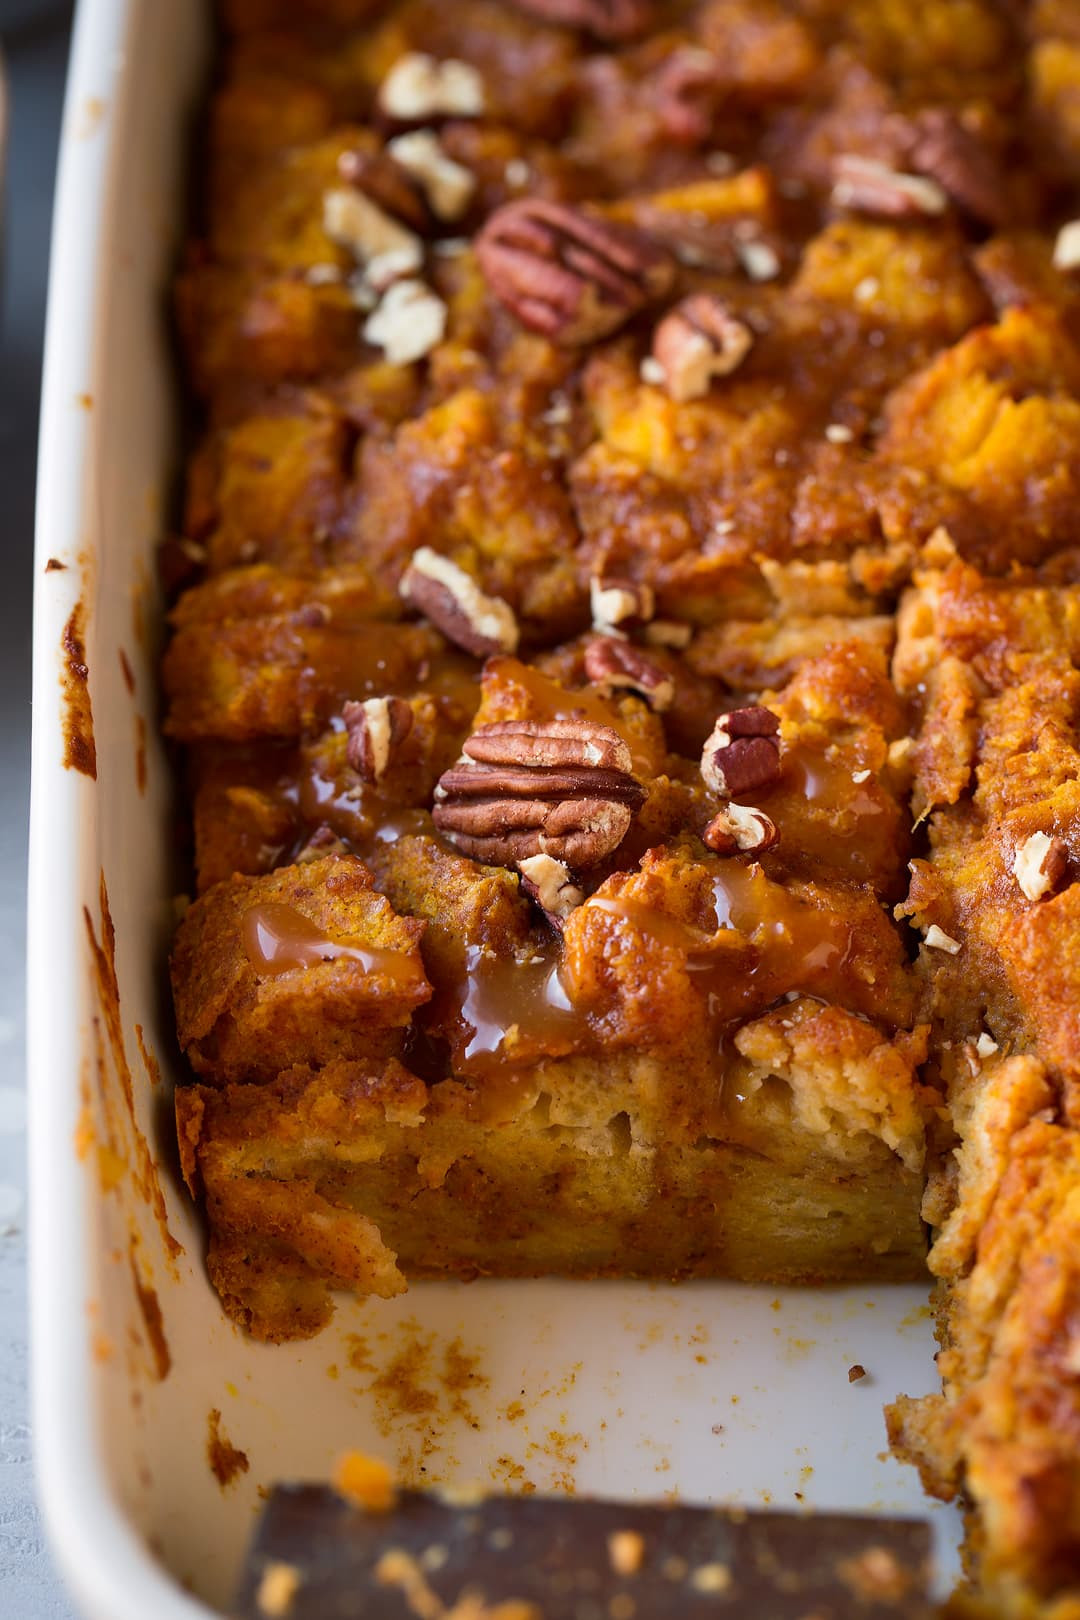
[61,602,97,779]
[92,1331,115,1364]
[74,1075,96,1161]
[207,1408,249,1489]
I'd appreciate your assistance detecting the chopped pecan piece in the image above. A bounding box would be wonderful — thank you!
[378,53,486,122]
[1013,831,1068,902]
[400,548,519,658]
[294,823,350,863]
[344,696,415,783]
[590,575,655,634]
[923,923,961,954]
[476,200,674,346]
[584,635,674,711]
[644,619,693,650]
[337,149,432,234]
[703,803,778,855]
[363,279,447,364]
[433,718,645,868]
[830,155,948,219]
[701,706,781,797]
[322,187,423,267]
[651,293,754,403]
[504,0,656,41]
[1054,220,1080,273]
[517,852,585,924]
[903,109,1005,229]
[386,131,475,224]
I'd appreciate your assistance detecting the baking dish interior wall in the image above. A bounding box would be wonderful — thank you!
[73,1,273,1607]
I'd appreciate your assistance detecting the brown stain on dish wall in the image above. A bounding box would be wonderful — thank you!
[134,712,148,795]
[84,872,182,1265]
[207,1408,250,1489]
[117,649,148,793]
[134,1024,162,1089]
[61,602,97,779]
[129,1241,172,1381]
[45,557,67,572]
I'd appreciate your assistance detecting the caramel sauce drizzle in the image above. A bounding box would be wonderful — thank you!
[460,940,582,1070]
[242,902,421,985]
[297,754,440,851]
[757,740,896,881]
[449,858,854,1093]
[492,657,655,775]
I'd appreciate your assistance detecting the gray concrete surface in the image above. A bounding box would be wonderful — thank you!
[0,4,78,1616]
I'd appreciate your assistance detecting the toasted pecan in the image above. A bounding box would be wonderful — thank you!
[433,717,644,868]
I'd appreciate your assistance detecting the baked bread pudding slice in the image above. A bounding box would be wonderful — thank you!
[173,641,932,1338]
[163,0,1080,1607]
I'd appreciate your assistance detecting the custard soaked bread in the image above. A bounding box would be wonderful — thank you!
[175,646,931,1337]
[166,0,1080,1607]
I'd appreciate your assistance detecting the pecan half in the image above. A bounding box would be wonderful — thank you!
[433,718,645,868]
[584,635,674,711]
[830,155,948,219]
[378,53,486,122]
[363,279,447,364]
[400,548,519,658]
[902,109,1006,229]
[703,803,778,855]
[337,149,432,234]
[517,852,585,925]
[590,575,655,634]
[651,294,754,403]
[701,706,781,797]
[344,696,415,783]
[386,131,475,224]
[504,0,656,41]
[476,200,674,346]
[1013,831,1068,902]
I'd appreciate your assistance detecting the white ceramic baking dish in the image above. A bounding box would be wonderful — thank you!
[28,5,962,1617]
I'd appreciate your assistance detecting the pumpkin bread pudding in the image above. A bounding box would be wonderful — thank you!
[166,0,1080,1609]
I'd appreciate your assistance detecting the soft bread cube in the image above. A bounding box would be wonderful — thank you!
[171,855,431,1082]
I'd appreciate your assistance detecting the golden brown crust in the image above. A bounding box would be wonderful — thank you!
[171,855,431,1081]
[164,2,1080,1600]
